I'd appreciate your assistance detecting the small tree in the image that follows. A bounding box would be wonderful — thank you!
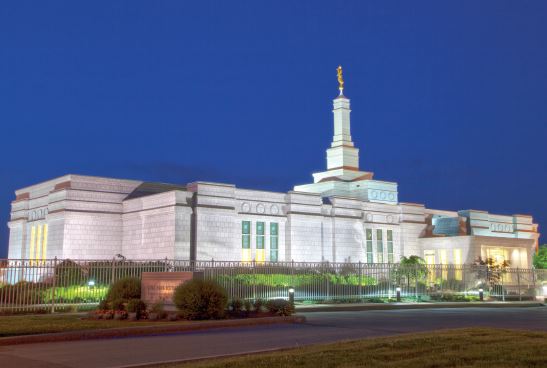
[473,257,510,290]
[393,256,429,289]
[533,246,547,269]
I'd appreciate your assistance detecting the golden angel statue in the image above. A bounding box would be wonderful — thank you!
[337,65,344,92]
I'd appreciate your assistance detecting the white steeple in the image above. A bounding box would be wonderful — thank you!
[312,66,373,183]
[326,94,359,171]
[294,66,397,204]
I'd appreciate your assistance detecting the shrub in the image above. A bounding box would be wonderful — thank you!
[111,298,126,311]
[253,298,265,312]
[55,259,85,286]
[266,298,295,316]
[243,299,252,312]
[127,299,147,318]
[230,299,243,313]
[98,299,109,310]
[149,302,167,319]
[106,277,141,302]
[0,282,44,305]
[173,279,228,320]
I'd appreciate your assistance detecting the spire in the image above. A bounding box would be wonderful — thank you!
[337,65,344,95]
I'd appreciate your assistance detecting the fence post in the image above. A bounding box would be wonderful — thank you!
[110,257,116,286]
[50,257,57,314]
[358,261,362,299]
[517,267,521,302]
[462,265,467,297]
[501,270,505,302]
[252,260,257,301]
[414,265,418,301]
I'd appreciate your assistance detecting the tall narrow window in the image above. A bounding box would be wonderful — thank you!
[270,223,278,262]
[453,248,462,281]
[35,225,42,262]
[366,229,373,263]
[256,222,265,263]
[42,224,48,261]
[387,230,394,263]
[424,250,436,283]
[439,249,448,279]
[29,226,36,265]
[242,221,251,262]
[376,229,384,263]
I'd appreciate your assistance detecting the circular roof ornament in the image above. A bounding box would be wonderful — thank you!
[256,203,265,214]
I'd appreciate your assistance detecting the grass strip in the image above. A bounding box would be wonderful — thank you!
[151,328,547,368]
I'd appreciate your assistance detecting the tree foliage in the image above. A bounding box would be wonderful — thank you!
[393,256,429,287]
[473,257,509,288]
[533,246,547,269]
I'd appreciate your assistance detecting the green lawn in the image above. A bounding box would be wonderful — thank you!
[153,328,547,368]
[0,314,174,337]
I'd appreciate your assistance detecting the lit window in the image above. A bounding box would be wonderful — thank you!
[35,225,42,261]
[256,222,265,263]
[424,250,435,283]
[29,224,48,265]
[453,248,462,280]
[376,229,384,263]
[366,229,373,263]
[387,230,394,263]
[439,249,448,279]
[242,221,251,262]
[29,226,36,265]
[270,223,278,262]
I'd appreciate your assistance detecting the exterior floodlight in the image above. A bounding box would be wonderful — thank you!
[88,280,95,288]
[479,288,484,302]
[288,286,295,305]
[396,287,401,302]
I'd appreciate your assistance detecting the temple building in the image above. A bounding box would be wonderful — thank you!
[7,68,540,268]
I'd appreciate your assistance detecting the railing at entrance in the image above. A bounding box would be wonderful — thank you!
[0,258,545,313]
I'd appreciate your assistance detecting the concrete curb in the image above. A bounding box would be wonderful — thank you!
[0,315,306,346]
[296,301,545,313]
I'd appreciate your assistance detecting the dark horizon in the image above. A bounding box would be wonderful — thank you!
[1,1,546,257]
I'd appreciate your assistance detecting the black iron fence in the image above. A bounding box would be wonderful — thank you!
[0,258,545,312]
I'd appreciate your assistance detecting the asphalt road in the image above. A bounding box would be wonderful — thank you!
[0,307,546,368]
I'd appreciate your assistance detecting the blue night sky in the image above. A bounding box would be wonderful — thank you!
[1,1,546,257]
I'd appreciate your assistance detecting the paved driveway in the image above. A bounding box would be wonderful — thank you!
[0,307,546,368]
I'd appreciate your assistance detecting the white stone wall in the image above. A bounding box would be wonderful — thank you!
[47,215,65,259]
[63,212,123,259]
[174,205,193,260]
[7,221,24,259]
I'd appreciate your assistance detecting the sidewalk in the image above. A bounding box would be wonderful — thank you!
[296,301,545,313]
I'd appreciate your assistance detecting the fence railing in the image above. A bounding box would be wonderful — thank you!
[0,258,546,313]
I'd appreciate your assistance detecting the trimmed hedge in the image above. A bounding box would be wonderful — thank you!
[105,277,141,302]
[173,279,228,320]
[215,273,377,288]
[266,299,295,316]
